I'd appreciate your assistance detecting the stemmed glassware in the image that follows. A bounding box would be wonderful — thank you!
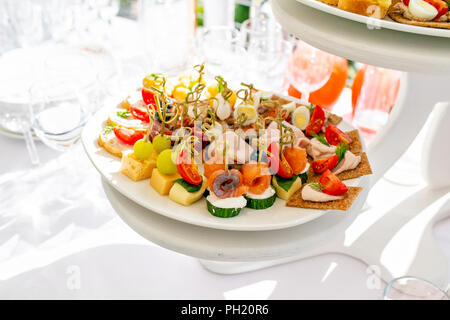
[384,276,449,300]
[28,78,92,152]
[286,41,333,103]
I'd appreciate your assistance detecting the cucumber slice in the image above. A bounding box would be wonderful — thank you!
[244,193,277,210]
[298,162,310,184]
[206,199,242,218]
[299,172,308,184]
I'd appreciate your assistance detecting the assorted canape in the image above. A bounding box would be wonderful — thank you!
[98,63,372,218]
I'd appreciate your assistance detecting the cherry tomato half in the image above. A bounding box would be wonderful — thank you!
[319,169,348,196]
[324,125,352,146]
[113,127,145,145]
[176,149,202,185]
[130,105,150,123]
[305,105,326,136]
[311,155,339,174]
[278,154,294,178]
[142,87,157,107]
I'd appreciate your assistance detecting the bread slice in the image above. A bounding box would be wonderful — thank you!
[98,128,132,158]
[317,0,339,6]
[121,152,156,181]
[338,0,392,18]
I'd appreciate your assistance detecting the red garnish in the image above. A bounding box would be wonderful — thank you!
[176,149,202,185]
[305,105,325,136]
[113,127,145,145]
[311,155,339,174]
[319,169,348,196]
[324,125,352,146]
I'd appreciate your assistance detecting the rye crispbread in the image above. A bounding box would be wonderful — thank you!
[307,152,372,182]
[286,186,362,211]
[388,12,450,29]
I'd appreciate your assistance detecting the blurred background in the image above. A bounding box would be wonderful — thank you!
[0,0,401,159]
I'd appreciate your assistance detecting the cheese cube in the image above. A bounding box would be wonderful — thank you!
[150,168,181,195]
[121,153,156,181]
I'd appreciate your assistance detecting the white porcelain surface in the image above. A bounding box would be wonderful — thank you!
[82,95,366,231]
[295,0,450,38]
[271,0,450,73]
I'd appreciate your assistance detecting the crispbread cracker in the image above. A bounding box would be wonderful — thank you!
[307,152,372,182]
[286,186,362,211]
[388,12,450,29]
[336,152,372,180]
[346,129,362,154]
[328,113,343,126]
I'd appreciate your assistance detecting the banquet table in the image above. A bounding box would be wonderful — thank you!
[0,17,449,300]
[0,115,448,299]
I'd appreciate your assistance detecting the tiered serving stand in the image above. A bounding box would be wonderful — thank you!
[84,0,450,288]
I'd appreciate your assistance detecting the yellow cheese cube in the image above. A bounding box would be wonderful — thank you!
[169,178,207,206]
[272,175,303,201]
[121,153,156,182]
[150,168,181,195]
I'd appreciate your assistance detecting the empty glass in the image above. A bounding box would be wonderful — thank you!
[384,276,449,300]
[239,18,291,91]
[198,26,246,84]
[29,78,92,151]
[139,0,196,75]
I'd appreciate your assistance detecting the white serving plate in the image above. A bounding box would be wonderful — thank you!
[82,95,365,231]
[295,0,450,38]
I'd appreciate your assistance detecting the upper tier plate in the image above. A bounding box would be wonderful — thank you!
[295,0,450,38]
[81,94,367,231]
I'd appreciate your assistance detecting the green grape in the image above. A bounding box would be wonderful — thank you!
[153,135,171,153]
[157,149,178,175]
[134,139,153,160]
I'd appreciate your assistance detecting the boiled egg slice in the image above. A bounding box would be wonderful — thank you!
[408,0,438,21]
[282,101,297,114]
[291,106,310,130]
[234,104,257,126]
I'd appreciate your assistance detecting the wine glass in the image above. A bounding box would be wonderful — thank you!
[286,41,333,103]
[239,18,291,91]
[198,26,246,85]
[384,276,449,300]
[28,78,92,152]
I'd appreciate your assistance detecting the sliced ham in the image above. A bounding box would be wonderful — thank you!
[307,138,337,160]
[332,151,361,175]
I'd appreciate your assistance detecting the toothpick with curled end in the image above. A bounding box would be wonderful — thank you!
[152,87,179,137]
[236,82,255,104]
[193,62,205,88]
[215,76,233,101]
[144,104,156,142]
[280,122,295,149]
[235,112,248,150]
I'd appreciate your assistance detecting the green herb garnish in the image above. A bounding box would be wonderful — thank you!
[146,73,164,81]
[275,175,298,192]
[310,132,330,147]
[309,182,323,191]
[216,75,224,93]
[103,124,116,134]
[308,103,315,112]
[335,143,348,162]
[117,110,131,119]
[174,178,203,193]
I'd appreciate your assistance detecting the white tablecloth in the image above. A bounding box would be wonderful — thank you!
[0,116,448,299]
[0,18,449,300]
